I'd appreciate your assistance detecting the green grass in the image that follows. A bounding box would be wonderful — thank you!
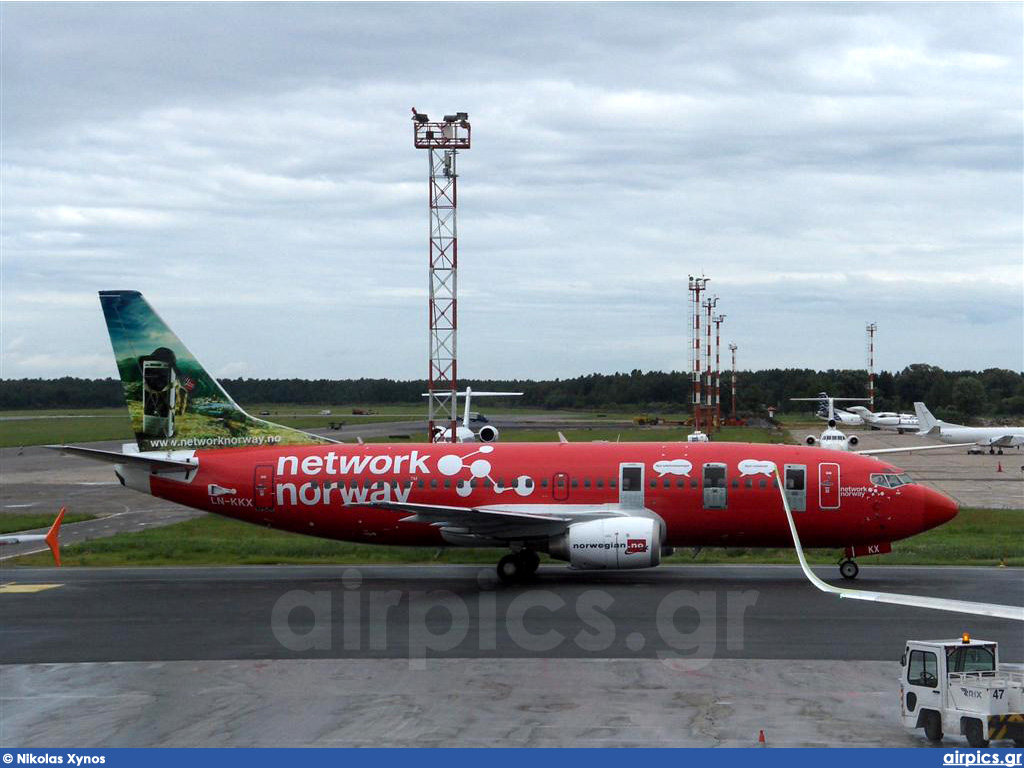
[10,508,1020,569]
[0,416,134,448]
[0,512,96,535]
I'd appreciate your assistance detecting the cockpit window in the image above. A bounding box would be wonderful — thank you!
[870,472,916,488]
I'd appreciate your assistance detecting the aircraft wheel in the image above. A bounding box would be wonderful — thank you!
[839,560,859,580]
[997,449,1004,455]
[497,554,524,584]
[965,718,989,749]
[923,711,943,742]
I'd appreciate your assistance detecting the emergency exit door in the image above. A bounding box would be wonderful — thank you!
[619,463,644,509]
[254,464,275,511]
[702,463,727,509]
[784,464,806,513]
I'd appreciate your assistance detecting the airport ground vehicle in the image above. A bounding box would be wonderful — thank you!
[900,636,1024,747]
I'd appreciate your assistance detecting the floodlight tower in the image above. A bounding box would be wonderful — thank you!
[412,109,471,442]
[688,276,709,430]
[729,343,738,420]
[713,314,725,427]
[866,322,877,411]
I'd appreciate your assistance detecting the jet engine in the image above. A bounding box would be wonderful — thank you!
[548,517,662,570]
[847,435,859,447]
[477,424,500,442]
[805,435,818,446]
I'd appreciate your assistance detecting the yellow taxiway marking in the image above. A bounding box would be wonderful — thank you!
[0,582,63,594]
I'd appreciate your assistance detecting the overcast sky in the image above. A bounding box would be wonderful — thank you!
[2,2,1021,382]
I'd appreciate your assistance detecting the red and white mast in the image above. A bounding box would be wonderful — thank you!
[729,343,738,420]
[866,321,877,411]
[713,313,725,427]
[413,109,471,442]
[688,276,709,431]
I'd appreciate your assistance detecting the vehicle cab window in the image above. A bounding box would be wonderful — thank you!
[948,646,995,674]
[907,649,939,688]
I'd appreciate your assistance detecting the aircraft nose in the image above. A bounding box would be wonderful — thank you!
[921,487,959,531]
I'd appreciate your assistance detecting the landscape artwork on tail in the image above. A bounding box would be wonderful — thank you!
[100,291,329,451]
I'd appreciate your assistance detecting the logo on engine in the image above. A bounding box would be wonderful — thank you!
[625,538,648,555]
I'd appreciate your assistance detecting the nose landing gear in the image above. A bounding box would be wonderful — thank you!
[839,559,859,580]
[496,549,540,584]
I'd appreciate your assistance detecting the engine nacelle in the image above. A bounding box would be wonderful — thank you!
[477,424,500,443]
[548,517,662,570]
[848,435,859,447]
[805,435,818,446]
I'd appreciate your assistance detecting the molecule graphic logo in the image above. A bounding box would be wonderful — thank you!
[435,445,535,498]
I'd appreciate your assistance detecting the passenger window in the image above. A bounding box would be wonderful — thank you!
[609,479,617,489]
[690,479,698,489]
[445,480,452,489]
[650,480,657,488]
[430,479,438,489]
[556,477,565,488]
[745,479,752,488]
[759,479,766,489]
[677,479,685,488]
[541,479,549,488]
[907,650,939,688]
[525,478,533,488]
[571,479,579,488]
[596,479,604,489]
[469,479,477,488]
[664,479,671,489]
[731,480,739,489]
[584,479,591,489]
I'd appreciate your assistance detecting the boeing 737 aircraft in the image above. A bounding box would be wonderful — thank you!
[914,403,1024,455]
[43,290,972,589]
[845,406,919,434]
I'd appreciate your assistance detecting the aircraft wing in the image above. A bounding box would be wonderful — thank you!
[856,442,977,457]
[366,500,618,539]
[773,470,1024,621]
[47,445,197,473]
[979,435,1024,448]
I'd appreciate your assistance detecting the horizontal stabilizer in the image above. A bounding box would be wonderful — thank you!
[47,444,196,473]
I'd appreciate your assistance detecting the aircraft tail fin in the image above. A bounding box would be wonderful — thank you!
[44,507,64,567]
[99,291,331,451]
[913,402,939,434]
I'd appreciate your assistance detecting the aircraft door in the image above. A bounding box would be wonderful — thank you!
[553,472,569,501]
[702,463,727,510]
[618,463,644,509]
[819,462,840,509]
[254,464,275,511]
[784,464,806,513]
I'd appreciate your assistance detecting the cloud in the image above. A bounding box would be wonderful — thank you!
[1,3,1020,379]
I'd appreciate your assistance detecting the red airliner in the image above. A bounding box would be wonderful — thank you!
[54,291,959,583]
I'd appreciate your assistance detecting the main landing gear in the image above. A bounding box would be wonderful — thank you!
[839,559,859,580]
[496,550,540,584]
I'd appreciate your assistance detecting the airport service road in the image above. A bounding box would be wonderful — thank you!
[1,565,1021,665]
[789,428,1024,510]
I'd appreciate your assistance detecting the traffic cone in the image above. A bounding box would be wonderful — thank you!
[997,462,1003,473]
[758,730,766,746]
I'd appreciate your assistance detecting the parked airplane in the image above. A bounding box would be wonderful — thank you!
[845,406,919,434]
[0,508,64,566]
[52,291,961,584]
[803,421,974,456]
[423,388,523,443]
[914,403,1024,455]
[791,394,867,426]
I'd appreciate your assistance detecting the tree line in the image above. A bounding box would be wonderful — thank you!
[2,364,1022,422]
